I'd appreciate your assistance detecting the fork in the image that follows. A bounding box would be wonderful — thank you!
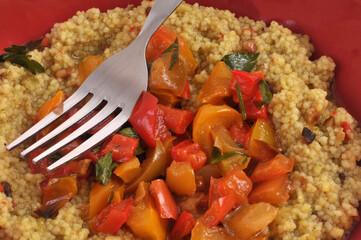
[6,0,183,171]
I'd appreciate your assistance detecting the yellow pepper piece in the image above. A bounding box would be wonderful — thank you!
[113,157,141,183]
[127,182,168,240]
[248,118,279,161]
[166,161,196,196]
[193,104,243,159]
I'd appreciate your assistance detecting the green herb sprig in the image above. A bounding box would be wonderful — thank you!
[254,80,273,109]
[210,147,247,164]
[0,39,45,75]
[221,52,259,72]
[95,152,117,185]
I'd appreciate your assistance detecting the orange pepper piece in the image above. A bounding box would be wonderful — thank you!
[166,161,196,196]
[78,55,103,83]
[146,25,198,76]
[113,157,141,183]
[198,61,233,104]
[37,90,64,121]
[223,202,278,240]
[192,104,243,158]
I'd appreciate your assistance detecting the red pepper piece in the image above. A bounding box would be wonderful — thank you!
[91,197,134,234]
[208,177,220,208]
[129,91,158,148]
[157,104,194,134]
[171,139,207,171]
[169,211,195,240]
[180,77,191,99]
[154,105,172,142]
[29,148,52,176]
[217,168,252,206]
[199,194,236,227]
[244,90,268,121]
[101,134,139,163]
[149,179,179,220]
[231,70,260,102]
[229,123,251,149]
[250,154,294,183]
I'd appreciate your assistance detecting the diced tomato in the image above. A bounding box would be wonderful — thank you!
[250,154,294,182]
[229,123,251,149]
[101,134,139,163]
[154,105,172,142]
[149,179,179,220]
[169,211,195,240]
[171,139,207,171]
[157,104,194,134]
[249,174,291,205]
[217,168,252,206]
[199,194,236,227]
[91,197,134,234]
[129,91,158,148]
[208,177,220,208]
[29,148,52,176]
[180,77,191,99]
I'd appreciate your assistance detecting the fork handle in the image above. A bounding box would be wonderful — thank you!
[137,0,183,43]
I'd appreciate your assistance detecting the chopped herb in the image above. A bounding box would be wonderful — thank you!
[119,127,139,139]
[221,52,259,72]
[236,142,243,148]
[169,37,179,70]
[95,152,117,185]
[236,83,247,120]
[302,127,316,144]
[92,145,101,153]
[0,40,45,75]
[50,152,63,163]
[210,147,246,164]
[254,80,273,109]
[119,127,145,155]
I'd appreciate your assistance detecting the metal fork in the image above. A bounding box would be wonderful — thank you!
[6,0,183,171]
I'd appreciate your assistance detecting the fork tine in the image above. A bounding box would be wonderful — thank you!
[47,106,132,171]
[20,96,103,159]
[32,103,117,163]
[6,90,89,151]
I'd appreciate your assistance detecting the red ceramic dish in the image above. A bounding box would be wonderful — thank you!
[0,0,360,238]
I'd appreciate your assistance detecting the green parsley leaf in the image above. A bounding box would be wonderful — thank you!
[95,152,117,185]
[119,127,139,139]
[235,142,243,148]
[169,37,179,71]
[1,53,45,75]
[254,80,273,109]
[50,152,63,163]
[92,145,101,153]
[221,52,259,72]
[210,147,245,164]
[119,127,145,155]
[236,83,247,120]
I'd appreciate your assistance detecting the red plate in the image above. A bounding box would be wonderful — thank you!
[1,0,361,238]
